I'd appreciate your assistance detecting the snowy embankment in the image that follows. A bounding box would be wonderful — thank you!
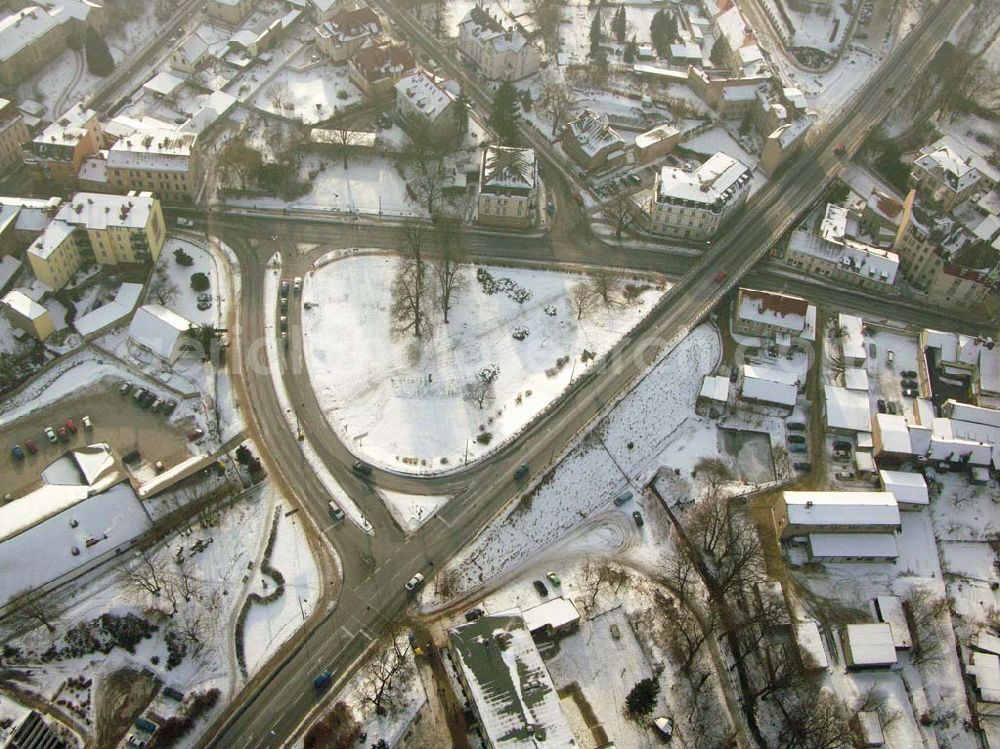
[429,323,721,603]
[302,254,668,475]
[263,254,372,533]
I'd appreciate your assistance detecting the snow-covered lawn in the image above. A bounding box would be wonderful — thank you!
[302,254,668,473]
[251,65,362,124]
[156,236,225,328]
[378,489,450,534]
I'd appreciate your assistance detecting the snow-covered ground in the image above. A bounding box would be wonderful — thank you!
[302,254,668,473]
[378,489,451,534]
[251,64,363,125]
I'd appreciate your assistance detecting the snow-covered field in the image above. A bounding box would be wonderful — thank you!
[251,65,363,125]
[302,254,668,473]
[378,489,451,534]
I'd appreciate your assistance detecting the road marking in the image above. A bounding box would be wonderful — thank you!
[436,513,453,528]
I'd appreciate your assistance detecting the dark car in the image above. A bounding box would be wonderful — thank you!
[281,280,290,296]
[352,461,373,477]
[902,370,917,378]
[514,463,529,480]
[314,670,333,690]
[793,462,812,471]
[877,399,887,413]
[197,301,212,311]
[164,399,178,415]
[10,444,24,460]
[464,608,484,622]
[833,440,852,451]
[787,422,806,431]
[57,427,69,442]
[633,511,644,527]
[729,366,739,383]
[787,434,806,444]
[24,439,37,454]
[533,580,548,596]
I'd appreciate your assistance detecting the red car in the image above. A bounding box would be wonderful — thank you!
[65,418,77,433]
[24,439,37,454]
[57,427,69,442]
[834,143,847,157]
[713,270,727,283]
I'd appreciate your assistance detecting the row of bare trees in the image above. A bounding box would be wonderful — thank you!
[390,221,467,339]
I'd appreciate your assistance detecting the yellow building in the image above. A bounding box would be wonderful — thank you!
[106,130,201,203]
[0,98,30,173]
[1,288,54,340]
[27,191,165,290]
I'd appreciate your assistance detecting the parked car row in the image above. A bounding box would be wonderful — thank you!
[11,415,94,460]
[120,382,177,415]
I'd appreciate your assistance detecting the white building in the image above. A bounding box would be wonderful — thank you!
[107,129,201,203]
[808,533,899,562]
[733,288,815,350]
[395,67,459,139]
[823,385,872,436]
[911,135,999,210]
[878,470,929,509]
[128,304,193,363]
[649,152,752,241]
[841,623,898,669]
[477,145,537,228]
[458,3,540,81]
[740,364,798,409]
[773,491,900,539]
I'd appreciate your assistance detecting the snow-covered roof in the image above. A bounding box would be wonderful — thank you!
[783,491,900,529]
[770,118,811,149]
[0,6,61,62]
[669,42,701,59]
[0,196,61,233]
[460,3,530,54]
[565,109,625,159]
[26,219,75,261]
[844,368,869,391]
[0,255,19,290]
[108,129,197,173]
[74,282,143,337]
[875,413,912,454]
[481,145,536,192]
[809,532,898,560]
[56,191,156,231]
[928,418,994,466]
[634,122,680,151]
[700,374,730,402]
[317,6,381,43]
[741,373,797,407]
[129,304,192,360]
[878,470,928,506]
[788,224,900,285]
[783,87,807,110]
[448,610,576,749]
[395,67,457,124]
[656,152,752,208]
[178,90,239,134]
[142,71,185,98]
[350,41,415,83]
[842,623,898,667]
[175,33,209,65]
[31,102,96,150]
[522,597,580,633]
[824,385,871,433]
[942,399,1000,429]
[737,288,809,333]
[714,5,750,53]
[914,135,1000,193]
[794,621,829,668]
[2,288,47,320]
[838,313,866,362]
[874,595,912,649]
[103,114,175,141]
[721,85,758,102]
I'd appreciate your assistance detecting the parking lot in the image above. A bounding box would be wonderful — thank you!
[2,383,193,499]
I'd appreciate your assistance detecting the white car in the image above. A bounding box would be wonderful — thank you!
[404,573,424,592]
[652,716,674,740]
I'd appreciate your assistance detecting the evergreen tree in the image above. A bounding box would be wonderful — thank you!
[625,677,660,718]
[612,6,627,44]
[650,10,669,58]
[710,35,731,67]
[623,38,638,64]
[589,8,603,58]
[85,26,115,76]
[454,91,471,137]
[489,81,522,144]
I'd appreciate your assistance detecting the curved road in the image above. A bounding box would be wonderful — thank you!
[198,2,974,746]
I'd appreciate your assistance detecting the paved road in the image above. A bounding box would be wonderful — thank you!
[198,3,973,746]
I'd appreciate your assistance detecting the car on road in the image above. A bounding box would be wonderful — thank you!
[793,462,812,471]
[197,293,212,302]
[902,370,917,379]
[514,463,529,480]
[532,580,548,596]
[652,716,674,740]
[546,571,561,586]
[10,444,24,460]
[24,439,37,454]
[633,511,644,527]
[834,143,847,157]
[314,670,333,690]
[81,415,92,430]
[729,366,739,383]
[327,502,345,522]
[187,428,205,441]
[464,608,484,622]
[119,381,132,395]
[294,277,302,294]
[44,426,57,443]
[713,270,727,283]
[352,461,373,477]
[281,279,290,296]
[57,427,69,442]
[572,192,584,206]
[405,572,425,592]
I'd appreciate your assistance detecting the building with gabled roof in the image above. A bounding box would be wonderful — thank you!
[760,118,811,176]
[878,470,928,509]
[841,623,898,669]
[170,33,211,73]
[395,67,460,139]
[0,6,72,86]
[734,288,814,350]
[477,145,537,228]
[205,0,253,25]
[2,288,53,340]
[0,97,30,174]
[911,135,999,211]
[561,109,627,172]
[773,491,900,539]
[128,304,193,363]
[740,364,798,409]
[448,610,576,749]
[315,6,383,62]
[649,152,753,241]
[24,102,104,185]
[106,129,201,203]
[348,41,415,100]
[458,2,540,81]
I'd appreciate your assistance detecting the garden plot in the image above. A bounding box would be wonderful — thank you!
[252,65,363,125]
[301,255,667,473]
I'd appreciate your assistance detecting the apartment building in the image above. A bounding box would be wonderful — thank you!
[561,109,626,172]
[0,6,69,86]
[24,103,104,185]
[0,98,30,174]
[648,152,752,240]
[910,136,999,211]
[1,289,54,340]
[395,68,460,139]
[348,41,415,101]
[26,191,165,290]
[106,129,201,203]
[457,3,540,81]
[315,6,383,62]
[205,0,254,26]
[733,288,815,350]
[477,145,537,228]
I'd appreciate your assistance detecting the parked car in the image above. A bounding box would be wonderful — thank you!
[790,445,808,454]
[547,571,561,586]
[57,427,69,442]
[163,400,177,415]
[902,370,917,378]
[352,461,373,477]
[187,428,205,441]
[405,572,425,591]
[787,422,806,431]
[24,439,37,454]
[81,415,92,430]
[65,418,77,433]
[833,440,852,451]
[729,366,739,383]
[279,316,288,333]
[10,444,24,460]
[176,217,194,227]
[652,716,674,741]
[44,426,57,443]
[613,490,633,506]
[197,293,212,302]
[793,462,812,471]
[633,511,644,527]
[151,398,164,412]
[886,350,895,365]
[877,399,887,413]
[281,279,290,296]
[197,301,212,311]
[514,463,530,480]
[532,580,548,596]
[119,381,132,395]
[132,387,147,402]
[787,434,806,444]
[464,608,484,622]
[140,392,155,408]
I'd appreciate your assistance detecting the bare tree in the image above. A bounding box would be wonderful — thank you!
[391,224,431,338]
[120,549,166,598]
[589,267,621,306]
[357,632,413,716]
[777,689,854,749]
[413,156,448,215]
[148,267,178,306]
[329,127,365,169]
[217,137,263,191]
[175,606,208,656]
[569,281,598,320]
[464,363,499,410]
[905,585,950,666]
[268,80,290,110]
[687,492,764,598]
[537,76,577,136]
[606,193,638,239]
[5,588,58,633]
[432,219,466,323]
